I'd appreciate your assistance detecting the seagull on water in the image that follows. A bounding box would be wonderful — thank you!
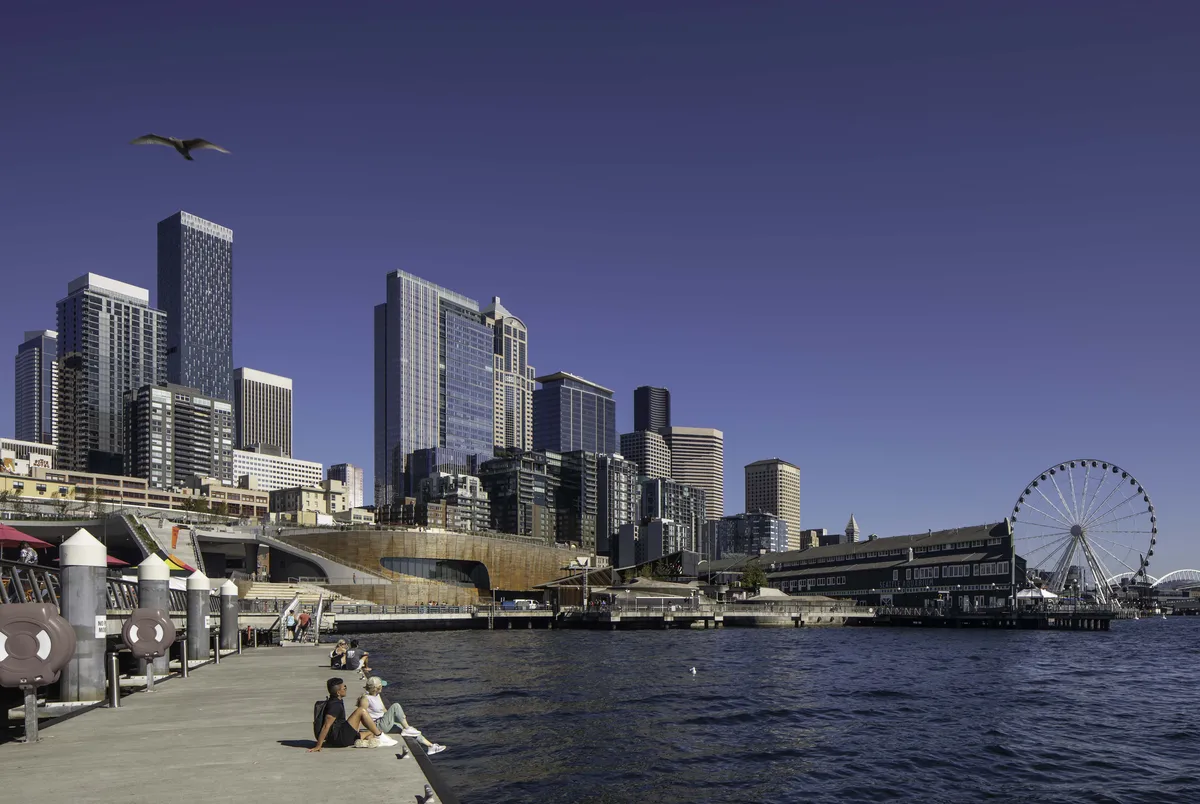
[690,666,697,675]
[130,134,230,161]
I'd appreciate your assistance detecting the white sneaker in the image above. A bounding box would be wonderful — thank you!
[400,727,422,737]
[427,744,447,755]
[375,734,399,747]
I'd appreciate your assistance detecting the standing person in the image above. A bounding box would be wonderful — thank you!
[310,677,397,751]
[19,541,38,565]
[297,609,312,642]
[285,611,297,641]
[363,676,446,754]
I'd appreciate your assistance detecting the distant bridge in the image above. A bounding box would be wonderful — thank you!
[1104,569,1200,589]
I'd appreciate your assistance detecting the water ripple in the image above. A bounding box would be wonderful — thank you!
[357,618,1200,803]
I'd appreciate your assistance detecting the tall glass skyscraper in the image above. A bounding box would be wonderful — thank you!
[374,271,495,506]
[633,386,671,434]
[55,274,167,470]
[157,211,234,401]
[14,330,57,445]
[483,297,535,451]
[532,372,617,455]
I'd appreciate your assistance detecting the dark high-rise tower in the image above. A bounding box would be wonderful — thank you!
[633,386,671,434]
[14,330,57,445]
[158,211,234,401]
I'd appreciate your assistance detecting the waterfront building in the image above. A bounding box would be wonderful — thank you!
[269,479,348,519]
[532,372,617,454]
[618,429,672,480]
[124,383,234,488]
[415,472,491,533]
[374,271,494,507]
[0,437,57,476]
[233,446,322,492]
[328,463,364,509]
[596,453,639,556]
[478,450,560,542]
[23,465,268,519]
[637,518,687,564]
[157,211,234,401]
[761,521,1023,610]
[55,274,168,472]
[744,458,801,549]
[233,367,292,457]
[482,297,535,452]
[711,512,789,559]
[633,386,671,434]
[666,426,724,520]
[14,330,57,446]
[557,450,599,550]
[639,477,707,554]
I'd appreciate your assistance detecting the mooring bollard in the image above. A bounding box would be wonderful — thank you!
[219,581,238,652]
[186,571,209,665]
[107,653,120,708]
[212,631,220,664]
[137,555,171,679]
[61,529,108,702]
[179,640,189,678]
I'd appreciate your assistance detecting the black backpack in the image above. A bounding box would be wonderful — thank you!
[313,699,329,739]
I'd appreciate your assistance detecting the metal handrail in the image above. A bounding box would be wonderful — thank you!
[3,558,217,615]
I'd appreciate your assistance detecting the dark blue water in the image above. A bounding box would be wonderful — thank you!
[360,618,1200,803]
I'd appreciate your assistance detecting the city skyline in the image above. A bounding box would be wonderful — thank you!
[1,3,1196,570]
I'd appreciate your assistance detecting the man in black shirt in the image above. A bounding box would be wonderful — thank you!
[310,677,396,751]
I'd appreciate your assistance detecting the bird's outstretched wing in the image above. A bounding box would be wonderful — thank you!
[130,134,177,147]
[183,139,230,154]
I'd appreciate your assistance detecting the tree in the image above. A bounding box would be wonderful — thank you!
[212,501,229,519]
[740,563,768,592]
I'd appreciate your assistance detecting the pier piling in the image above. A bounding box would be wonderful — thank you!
[138,555,171,678]
[186,571,209,665]
[60,529,108,702]
[219,581,239,651]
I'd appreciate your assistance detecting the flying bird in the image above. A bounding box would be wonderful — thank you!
[130,134,230,161]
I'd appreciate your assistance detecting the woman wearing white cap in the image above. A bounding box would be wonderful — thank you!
[363,676,446,755]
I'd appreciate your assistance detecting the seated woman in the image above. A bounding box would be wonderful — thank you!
[310,677,397,751]
[362,676,446,755]
[329,639,348,669]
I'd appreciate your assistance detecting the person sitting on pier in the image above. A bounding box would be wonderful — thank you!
[310,677,397,751]
[329,639,348,668]
[354,651,373,679]
[363,676,446,755]
[344,639,363,669]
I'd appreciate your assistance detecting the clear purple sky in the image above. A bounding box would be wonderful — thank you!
[2,3,1196,568]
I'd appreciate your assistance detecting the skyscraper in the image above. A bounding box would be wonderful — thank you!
[532,372,617,454]
[633,386,671,434]
[55,274,167,471]
[744,458,801,550]
[667,426,724,520]
[374,271,494,506]
[478,449,560,541]
[558,450,599,550]
[233,367,293,457]
[618,430,672,479]
[639,476,707,554]
[328,463,364,509]
[710,512,789,559]
[483,297,535,452]
[157,211,234,401]
[15,330,57,445]
[596,453,639,556]
[124,383,234,488]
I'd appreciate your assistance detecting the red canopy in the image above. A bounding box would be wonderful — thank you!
[0,523,53,548]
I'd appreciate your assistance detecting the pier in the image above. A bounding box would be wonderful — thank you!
[1,644,451,803]
[856,605,1117,630]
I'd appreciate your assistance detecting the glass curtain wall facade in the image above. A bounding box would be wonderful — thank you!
[55,274,167,471]
[15,330,57,445]
[633,386,671,434]
[157,212,234,402]
[532,372,617,454]
[375,271,495,506]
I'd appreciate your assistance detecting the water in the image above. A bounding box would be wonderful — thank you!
[354,618,1200,803]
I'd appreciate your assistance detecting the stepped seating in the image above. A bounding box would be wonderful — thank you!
[240,581,371,606]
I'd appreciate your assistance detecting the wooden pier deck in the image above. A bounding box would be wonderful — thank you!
[0,645,445,803]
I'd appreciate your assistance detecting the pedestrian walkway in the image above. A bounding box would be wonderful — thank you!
[0,645,438,803]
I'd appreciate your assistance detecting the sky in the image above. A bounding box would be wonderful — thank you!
[1,2,1197,569]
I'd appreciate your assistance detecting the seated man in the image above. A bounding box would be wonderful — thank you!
[363,676,446,755]
[310,677,398,751]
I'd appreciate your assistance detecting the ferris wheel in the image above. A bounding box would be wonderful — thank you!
[1011,459,1157,604]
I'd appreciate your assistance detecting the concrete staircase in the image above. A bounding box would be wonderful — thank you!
[123,513,206,574]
